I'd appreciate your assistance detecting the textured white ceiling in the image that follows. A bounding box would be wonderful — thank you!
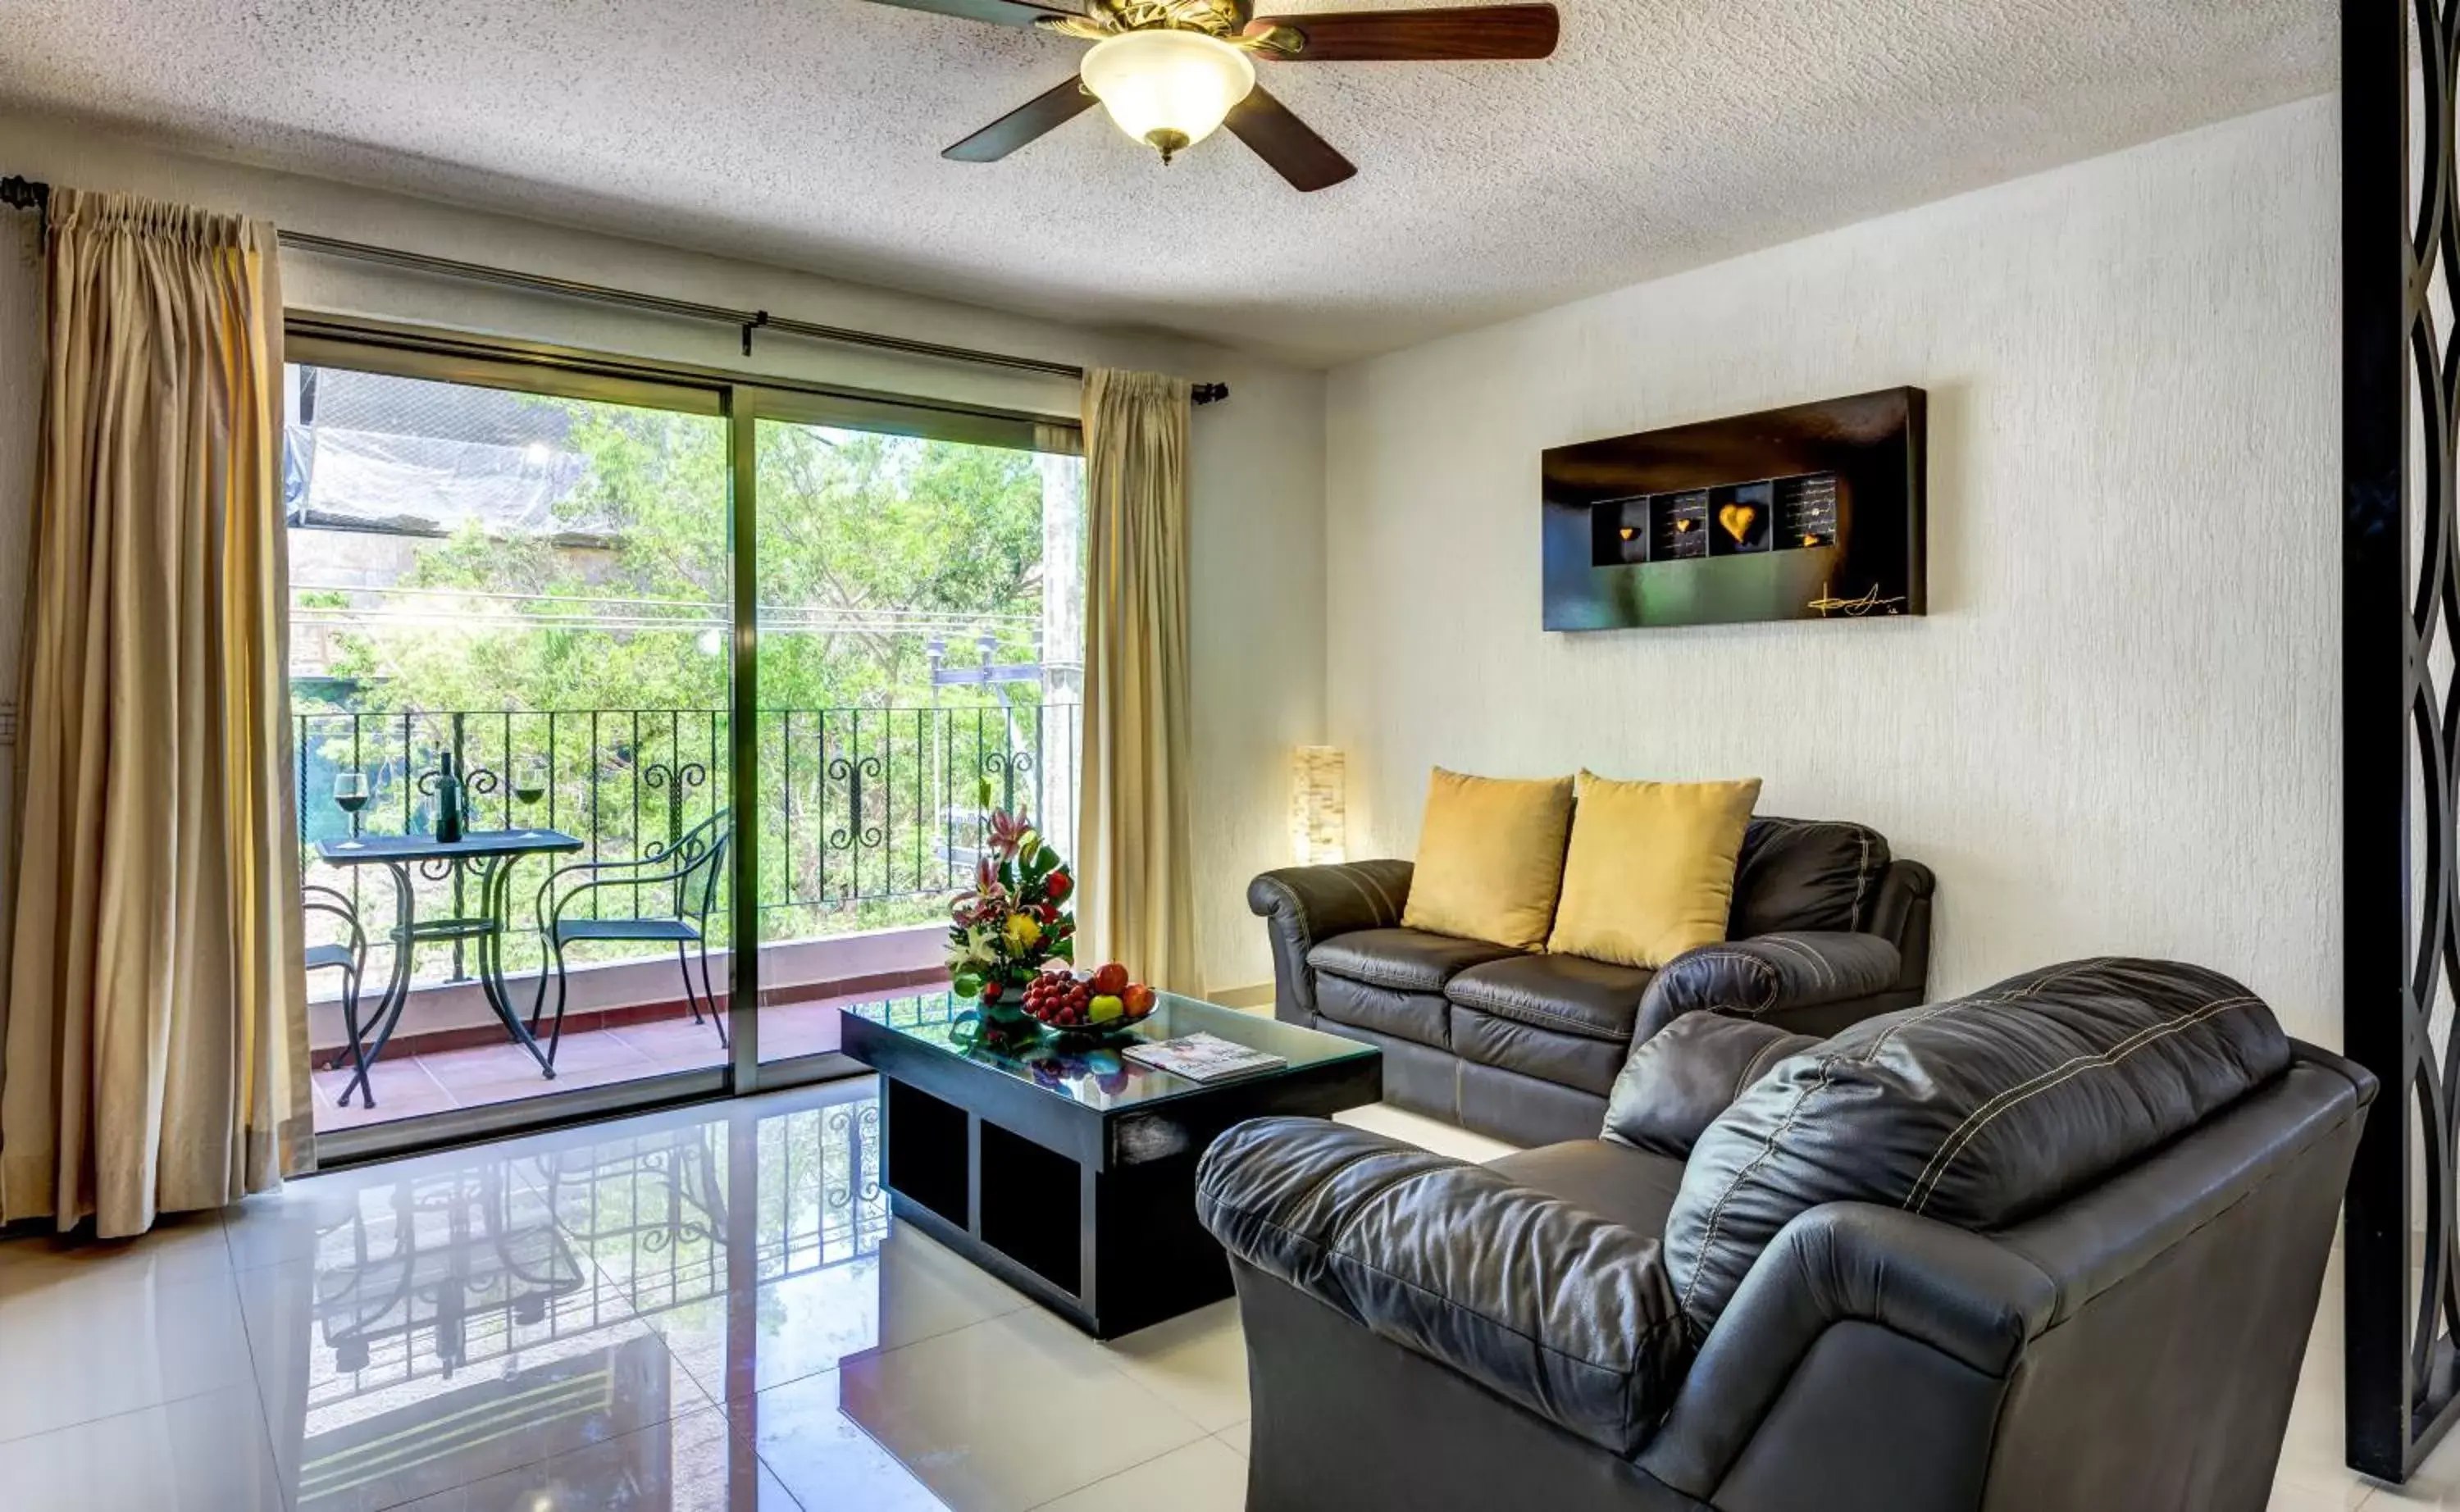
[0,0,2332,366]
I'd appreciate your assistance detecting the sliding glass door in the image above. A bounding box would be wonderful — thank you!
[287,340,736,1142]
[283,322,1081,1156]
[743,393,1086,1073]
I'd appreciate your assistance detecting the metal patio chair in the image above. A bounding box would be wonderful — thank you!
[531,810,731,1068]
[303,883,371,1090]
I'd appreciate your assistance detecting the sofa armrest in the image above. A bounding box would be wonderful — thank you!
[1196,1116,1688,1456]
[1246,859,1414,1024]
[1635,931,1904,1041]
[1866,858,1936,989]
[1638,1202,2057,1497]
[1602,1012,1822,1158]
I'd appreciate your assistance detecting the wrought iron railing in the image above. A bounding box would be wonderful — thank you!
[294,699,1078,978]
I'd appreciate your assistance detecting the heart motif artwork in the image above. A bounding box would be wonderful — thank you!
[1543,386,1926,630]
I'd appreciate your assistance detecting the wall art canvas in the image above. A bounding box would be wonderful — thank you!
[1542,387,1926,630]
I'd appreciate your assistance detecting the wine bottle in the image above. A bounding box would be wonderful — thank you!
[436,752,465,844]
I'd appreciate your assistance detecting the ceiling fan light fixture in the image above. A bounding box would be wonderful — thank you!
[1079,30,1256,162]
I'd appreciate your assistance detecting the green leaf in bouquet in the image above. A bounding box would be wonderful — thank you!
[1034,844,1060,876]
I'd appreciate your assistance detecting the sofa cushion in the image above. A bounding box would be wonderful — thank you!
[1316,974,1454,1050]
[1731,817,1891,936]
[1488,1139,1688,1238]
[1451,1006,1629,1096]
[1309,927,1521,994]
[1547,773,1762,968]
[1663,957,2291,1341]
[1444,952,1655,1042]
[1400,768,1578,950]
[1603,1012,1820,1159]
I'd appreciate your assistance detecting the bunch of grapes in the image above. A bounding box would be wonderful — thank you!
[1020,971,1096,1027]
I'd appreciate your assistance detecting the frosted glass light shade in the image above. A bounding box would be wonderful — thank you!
[1079,30,1256,160]
[1291,746,1347,865]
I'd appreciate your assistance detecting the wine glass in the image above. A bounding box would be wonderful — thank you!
[332,771,369,849]
[512,758,549,836]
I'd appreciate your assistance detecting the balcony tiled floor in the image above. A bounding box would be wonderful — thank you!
[309,990,899,1132]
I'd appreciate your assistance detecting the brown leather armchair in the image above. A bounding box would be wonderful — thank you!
[1198,959,2371,1512]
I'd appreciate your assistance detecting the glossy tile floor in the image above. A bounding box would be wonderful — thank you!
[0,1077,2422,1511]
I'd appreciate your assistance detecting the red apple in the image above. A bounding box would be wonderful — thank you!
[1123,983,1155,1016]
[1091,962,1130,997]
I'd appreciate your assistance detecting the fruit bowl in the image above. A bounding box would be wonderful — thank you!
[1017,962,1157,1041]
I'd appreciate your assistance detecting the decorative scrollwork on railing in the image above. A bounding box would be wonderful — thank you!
[854,1101,881,1203]
[827,754,886,849]
[982,749,1036,817]
[823,1102,885,1209]
[643,760,708,847]
[417,764,501,799]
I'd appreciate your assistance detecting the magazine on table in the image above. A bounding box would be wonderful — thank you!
[1123,1032,1286,1082]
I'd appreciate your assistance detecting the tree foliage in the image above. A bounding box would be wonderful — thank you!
[311,402,1052,721]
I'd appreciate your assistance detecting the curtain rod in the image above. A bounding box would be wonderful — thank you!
[0,174,1229,405]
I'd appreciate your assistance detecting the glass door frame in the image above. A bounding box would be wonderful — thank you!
[288,315,1082,1165]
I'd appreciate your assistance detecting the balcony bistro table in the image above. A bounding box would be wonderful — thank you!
[841,991,1382,1338]
[317,830,584,1107]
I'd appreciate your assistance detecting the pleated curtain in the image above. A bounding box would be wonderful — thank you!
[1077,369,1198,995]
[1,187,313,1236]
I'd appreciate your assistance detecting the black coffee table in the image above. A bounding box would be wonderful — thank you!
[840,991,1382,1339]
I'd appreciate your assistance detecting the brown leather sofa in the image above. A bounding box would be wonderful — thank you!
[1196,959,2373,1512]
[1249,817,1934,1147]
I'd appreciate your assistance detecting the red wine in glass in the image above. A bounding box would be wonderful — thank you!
[333,772,369,849]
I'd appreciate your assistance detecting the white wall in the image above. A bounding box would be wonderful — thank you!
[1323,97,2340,1044]
[0,110,1325,997]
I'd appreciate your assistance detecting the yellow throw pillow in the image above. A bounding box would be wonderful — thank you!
[1400,768,1577,951]
[1547,773,1763,968]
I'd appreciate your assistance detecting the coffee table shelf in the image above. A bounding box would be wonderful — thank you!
[841,992,1382,1339]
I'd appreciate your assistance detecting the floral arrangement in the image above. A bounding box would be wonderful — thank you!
[947,788,1076,1017]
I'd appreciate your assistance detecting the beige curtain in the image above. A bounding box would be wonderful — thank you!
[1077,369,1198,994]
[1,188,312,1236]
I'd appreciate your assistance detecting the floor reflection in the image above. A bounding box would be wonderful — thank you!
[257,1083,922,1511]
[0,1076,1258,1512]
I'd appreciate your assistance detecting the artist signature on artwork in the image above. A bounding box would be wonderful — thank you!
[1807,584,1909,617]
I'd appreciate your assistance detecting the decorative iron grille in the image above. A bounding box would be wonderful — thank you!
[2345,0,2460,1480]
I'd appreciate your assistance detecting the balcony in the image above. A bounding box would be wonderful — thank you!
[297,699,1077,1124]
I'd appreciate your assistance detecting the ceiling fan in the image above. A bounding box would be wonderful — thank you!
[859,0,1561,191]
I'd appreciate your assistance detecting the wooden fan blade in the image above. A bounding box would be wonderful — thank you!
[1248,3,1559,61]
[1223,84,1356,192]
[856,0,1077,27]
[944,77,1099,162]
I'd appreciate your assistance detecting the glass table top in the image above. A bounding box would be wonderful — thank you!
[841,991,1375,1114]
